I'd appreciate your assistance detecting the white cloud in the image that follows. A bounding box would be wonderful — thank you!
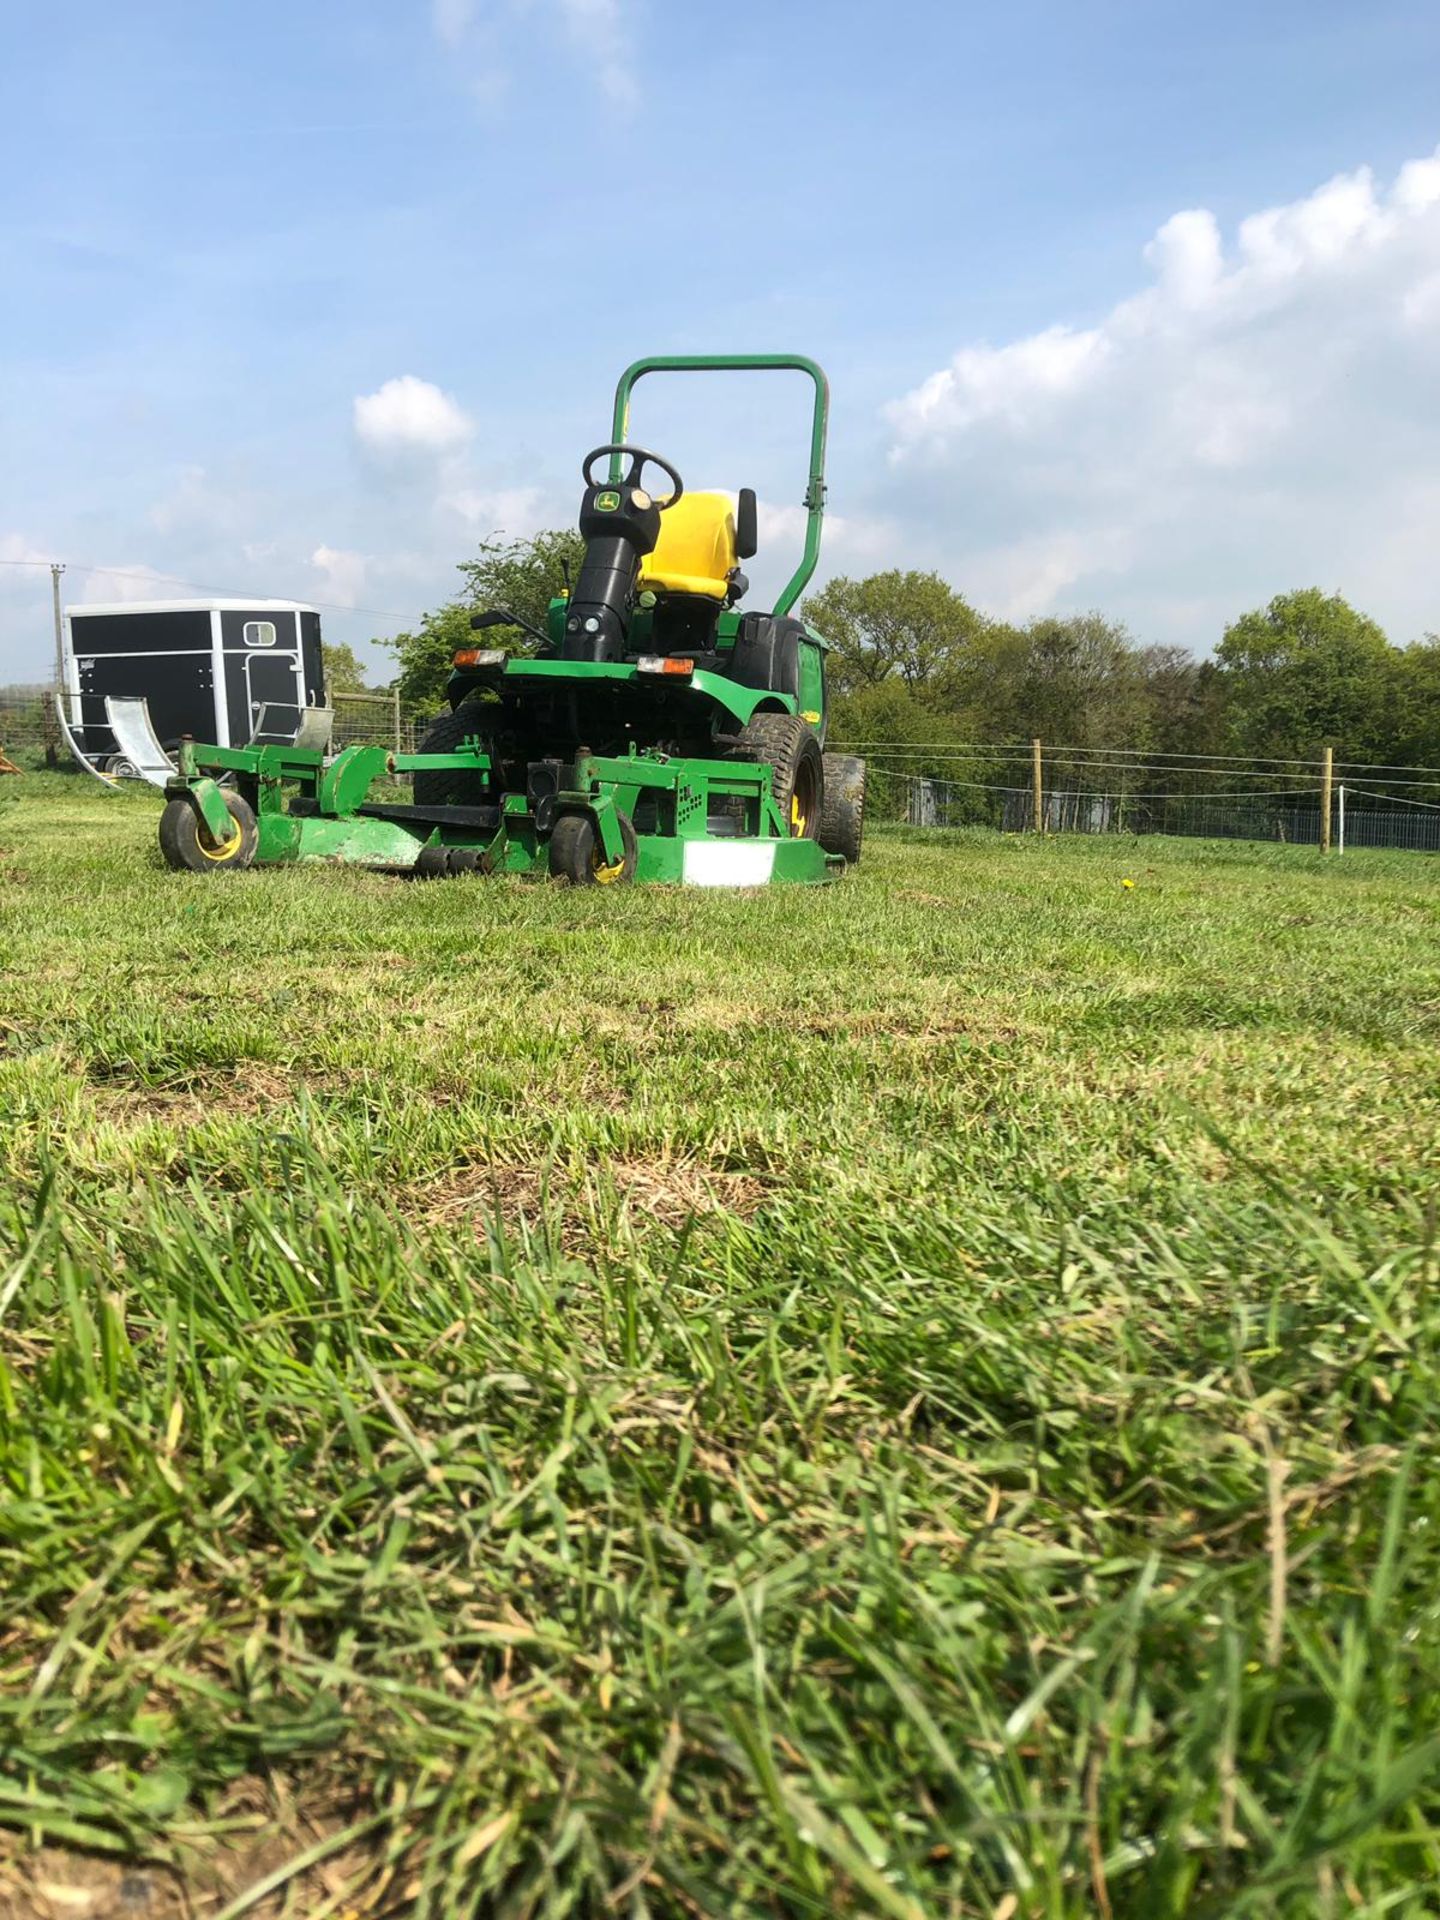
[77,564,178,604]
[353,375,473,458]
[884,147,1440,645]
[437,483,548,538]
[432,0,636,105]
[311,544,369,607]
[0,533,53,587]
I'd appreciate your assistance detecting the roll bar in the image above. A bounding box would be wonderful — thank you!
[610,354,830,618]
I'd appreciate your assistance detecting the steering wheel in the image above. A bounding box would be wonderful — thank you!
[582,444,684,507]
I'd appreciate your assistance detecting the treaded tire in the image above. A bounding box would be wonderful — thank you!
[819,752,866,865]
[413,701,497,808]
[548,810,638,886]
[724,712,824,840]
[159,791,257,872]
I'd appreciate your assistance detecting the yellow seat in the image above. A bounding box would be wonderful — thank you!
[637,492,737,601]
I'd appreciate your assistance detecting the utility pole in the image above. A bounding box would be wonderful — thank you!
[1320,745,1333,855]
[1031,737,1044,833]
[51,563,65,693]
[47,562,66,767]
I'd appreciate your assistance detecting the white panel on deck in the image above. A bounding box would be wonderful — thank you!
[682,840,778,887]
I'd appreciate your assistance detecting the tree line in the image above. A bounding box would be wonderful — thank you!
[373,532,1440,796]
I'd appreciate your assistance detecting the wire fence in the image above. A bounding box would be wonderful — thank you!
[330,691,417,754]
[883,765,1440,853]
[0,686,62,765]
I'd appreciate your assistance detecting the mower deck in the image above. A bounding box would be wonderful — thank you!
[162,738,842,886]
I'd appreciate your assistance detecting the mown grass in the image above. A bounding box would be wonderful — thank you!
[2,772,1439,1917]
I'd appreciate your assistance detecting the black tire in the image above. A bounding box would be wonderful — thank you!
[413,701,498,808]
[725,712,824,839]
[548,809,638,886]
[159,791,257,872]
[819,753,867,865]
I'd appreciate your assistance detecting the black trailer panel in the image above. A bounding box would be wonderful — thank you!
[71,610,216,760]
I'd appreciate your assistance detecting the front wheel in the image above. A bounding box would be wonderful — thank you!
[725,712,824,839]
[159,791,258,872]
[548,809,638,886]
[414,701,499,807]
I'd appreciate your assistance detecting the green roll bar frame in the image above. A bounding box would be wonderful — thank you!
[610,353,829,618]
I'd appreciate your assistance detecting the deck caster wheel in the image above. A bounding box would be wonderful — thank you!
[414,846,451,878]
[158,792,257,872]
[548,810,637,886]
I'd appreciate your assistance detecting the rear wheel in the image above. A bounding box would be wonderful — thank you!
[725,712,824,839]
[819,753,867,864]
[413,701,499,807]
[159,791,257,872]
[548,810,637,886]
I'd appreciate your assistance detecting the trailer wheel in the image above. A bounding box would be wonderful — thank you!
[819,753,867,865]
[725,712,824,839]
[548,810,637,886]
[159,791,257,872]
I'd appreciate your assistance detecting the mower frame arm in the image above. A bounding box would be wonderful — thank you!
[610,353,830,618]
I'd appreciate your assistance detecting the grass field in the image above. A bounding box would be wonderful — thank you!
[2,772,1440,1918]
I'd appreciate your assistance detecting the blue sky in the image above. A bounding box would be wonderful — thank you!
[3,0,1439,681]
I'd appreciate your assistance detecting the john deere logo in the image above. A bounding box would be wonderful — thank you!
[595,489,621,511]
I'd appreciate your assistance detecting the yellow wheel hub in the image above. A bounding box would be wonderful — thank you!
[791,793,807,837]
[197,815,242,862]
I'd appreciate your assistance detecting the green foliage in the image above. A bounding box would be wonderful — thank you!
[320,639,370,694]
[1217,588,1395,759]
[454,527,587,628]
[3,778,1440,1913]
[1381,636,1440,769]
[386,531,587,718]
[803,569,987,698]
[973,611,1152,747]
[384,600,477,718]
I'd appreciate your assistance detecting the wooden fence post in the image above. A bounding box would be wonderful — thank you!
[1032,737,1044,833]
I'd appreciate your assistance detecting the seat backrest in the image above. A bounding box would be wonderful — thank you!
[637,492,738,601]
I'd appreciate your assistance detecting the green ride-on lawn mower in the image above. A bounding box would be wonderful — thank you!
[158,354,866,887]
